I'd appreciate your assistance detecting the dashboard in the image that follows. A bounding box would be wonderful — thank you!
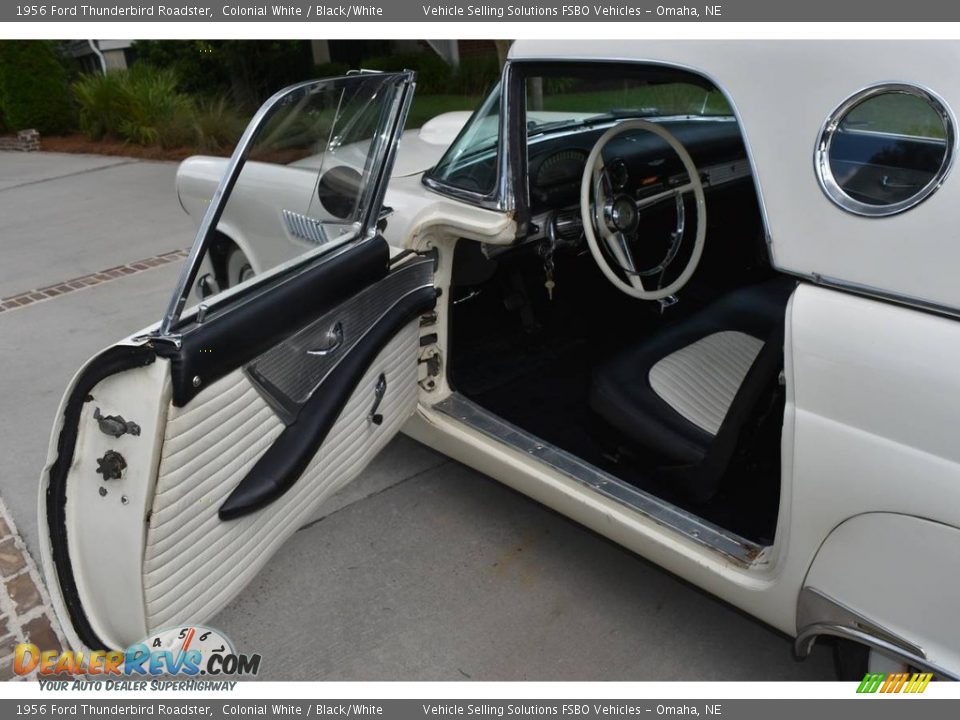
[528,117,750,214]
[518,118,753,253]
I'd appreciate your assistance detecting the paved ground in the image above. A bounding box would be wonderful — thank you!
[0,150,835,681]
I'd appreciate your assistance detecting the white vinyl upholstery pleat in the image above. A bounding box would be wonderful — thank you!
[142,321,419,631]
[648,330,763,436]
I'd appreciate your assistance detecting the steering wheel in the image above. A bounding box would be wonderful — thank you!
[580,119,707,301]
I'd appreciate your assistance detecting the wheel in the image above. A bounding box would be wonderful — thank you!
[833,639,909,680]
[225,247,254,287]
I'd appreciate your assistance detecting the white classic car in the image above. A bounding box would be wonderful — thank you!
[39,40,960,680]
[175,108,472,291]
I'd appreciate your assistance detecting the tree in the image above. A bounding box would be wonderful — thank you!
[0,41,74,134]
[132,40,314,110]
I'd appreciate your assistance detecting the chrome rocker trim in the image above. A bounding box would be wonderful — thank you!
[433,393,764,566]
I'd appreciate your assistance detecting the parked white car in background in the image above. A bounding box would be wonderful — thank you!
[39,40,960,681]
[175,110,470,294]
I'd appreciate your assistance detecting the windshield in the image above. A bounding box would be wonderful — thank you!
[428,65,732,202]
[430,81,502,195]
[525,74,732,133]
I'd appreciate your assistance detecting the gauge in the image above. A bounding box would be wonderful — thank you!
[608,158,630,190]
[535,150,588,188]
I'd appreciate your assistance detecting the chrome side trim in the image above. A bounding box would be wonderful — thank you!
[795,587,958,679]
[796,587,925,658]
[282,210,330,246]
[433,393,764,566]
[796,623,958,679]
[806,272,960,321]
[814,82,956,218]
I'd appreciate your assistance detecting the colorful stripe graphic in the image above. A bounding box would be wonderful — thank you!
[857,672,933,694]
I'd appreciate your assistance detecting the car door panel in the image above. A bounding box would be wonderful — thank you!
[164,236,391,408]
[221,258,436,519]
[144,313,424,633]
[39,71,425,651]
[43,253,433,650]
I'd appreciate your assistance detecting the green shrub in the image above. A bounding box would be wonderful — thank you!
[73,66,249,150]
[117,66,193,148]
[74,66,191,147]
[349,51,500,97]
[362,52,454,95]
[453,54,501,96]
[0,41,74,134]
[192,95,246,152]
[311,61,351,78]
[133,40,314,109]
[72,70,129,140]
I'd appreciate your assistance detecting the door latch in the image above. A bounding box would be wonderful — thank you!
[368,373,387,425]
[94,408,141,438]
[96,450,127,481]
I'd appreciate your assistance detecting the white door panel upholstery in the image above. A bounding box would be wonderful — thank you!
[143,321,419,631]
[648,330,763,435]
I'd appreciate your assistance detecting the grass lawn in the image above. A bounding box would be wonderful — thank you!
[842,92,946,138]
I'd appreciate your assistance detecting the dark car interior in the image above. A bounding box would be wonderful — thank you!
[440,65,794,545]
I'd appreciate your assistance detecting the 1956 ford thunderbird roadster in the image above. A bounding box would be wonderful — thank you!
[38,40,960,679]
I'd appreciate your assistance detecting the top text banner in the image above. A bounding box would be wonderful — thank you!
[4,0,960,23]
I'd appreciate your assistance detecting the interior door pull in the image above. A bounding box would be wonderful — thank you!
[368,373,387,425]
[306,322,343,356]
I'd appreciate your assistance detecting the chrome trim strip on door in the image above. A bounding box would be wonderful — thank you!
[432,393,764,566]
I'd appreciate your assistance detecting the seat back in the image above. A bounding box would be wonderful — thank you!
[658,321,785,503]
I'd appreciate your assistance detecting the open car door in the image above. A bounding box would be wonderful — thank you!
[38,71,433,651]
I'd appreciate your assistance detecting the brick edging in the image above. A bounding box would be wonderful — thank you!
[0,495,67,681]
[0,249,189,314]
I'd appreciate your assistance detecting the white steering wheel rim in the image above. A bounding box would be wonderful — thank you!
[580,119,707,301]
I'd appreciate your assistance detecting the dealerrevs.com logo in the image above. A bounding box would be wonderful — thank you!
[14,625,261,680]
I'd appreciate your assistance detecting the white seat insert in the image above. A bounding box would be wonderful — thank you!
[648,330,764,436]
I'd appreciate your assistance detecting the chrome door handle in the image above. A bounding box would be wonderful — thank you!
[368,373,387,425]
[306,322,343,356]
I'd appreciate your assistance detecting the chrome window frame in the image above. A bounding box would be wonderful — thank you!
[157,71,415,338]
[422,65,517,214]
[814,82,957,218]
[422,58,757,238]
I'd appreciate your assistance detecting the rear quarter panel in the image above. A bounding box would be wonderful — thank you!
[783,282,960,670]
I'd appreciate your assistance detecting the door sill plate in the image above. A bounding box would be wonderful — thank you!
[432,393,765,566]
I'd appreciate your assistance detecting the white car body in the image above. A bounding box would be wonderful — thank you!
[38,42,960,679]
[176,111,471,282]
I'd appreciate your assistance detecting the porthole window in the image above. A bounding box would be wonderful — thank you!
[815,83,955,216]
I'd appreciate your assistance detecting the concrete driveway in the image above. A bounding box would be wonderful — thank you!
[0,150,834,680]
